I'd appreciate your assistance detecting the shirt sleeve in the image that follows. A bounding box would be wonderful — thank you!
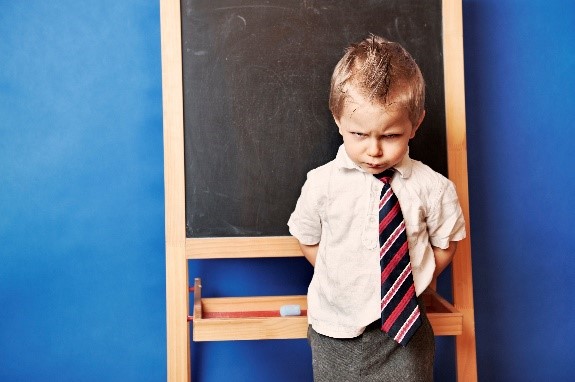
[287,171,323,245]
[426,179,466,249]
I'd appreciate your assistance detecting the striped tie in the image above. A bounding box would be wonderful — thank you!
[376,169,421,346]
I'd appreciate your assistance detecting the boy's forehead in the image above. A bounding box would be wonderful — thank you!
[342,85,402,118]
[342,85,369,109]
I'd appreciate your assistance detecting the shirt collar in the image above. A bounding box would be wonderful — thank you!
[334,144,413,178]
[335,145,359,170]
[393,149,413,179]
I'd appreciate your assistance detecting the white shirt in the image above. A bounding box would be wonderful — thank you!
[288,145,466,338]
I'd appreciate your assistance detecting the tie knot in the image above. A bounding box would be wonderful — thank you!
[375,169,395,184]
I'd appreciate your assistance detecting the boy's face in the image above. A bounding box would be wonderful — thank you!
[334,90,422,175]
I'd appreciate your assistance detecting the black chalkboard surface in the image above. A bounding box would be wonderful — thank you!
[181,0,446,238]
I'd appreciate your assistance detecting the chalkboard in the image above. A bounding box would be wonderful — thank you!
[181,0,446,238]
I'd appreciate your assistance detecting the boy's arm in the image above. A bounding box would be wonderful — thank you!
[299,243,319,266]
[428,241,458,291]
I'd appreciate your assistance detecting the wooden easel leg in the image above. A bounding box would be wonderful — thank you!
[443,0,478,379]
[166,253,191,382]
[455,308,477,381]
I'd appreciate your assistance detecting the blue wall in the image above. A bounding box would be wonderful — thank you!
[1,0,574,381]
[464,0,575,380]
[0,1,165,381]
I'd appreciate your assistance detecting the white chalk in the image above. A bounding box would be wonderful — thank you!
[280,304,301,317]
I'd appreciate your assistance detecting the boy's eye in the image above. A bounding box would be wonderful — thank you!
[383,134,400,139]
[351,132,365,137]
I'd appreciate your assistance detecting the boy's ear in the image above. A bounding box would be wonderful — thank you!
[333,115,343,135]
[410,110,426,139]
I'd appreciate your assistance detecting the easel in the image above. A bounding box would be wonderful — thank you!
[160,0,477,380]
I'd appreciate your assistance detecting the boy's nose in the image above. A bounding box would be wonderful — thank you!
[367,139,382,157]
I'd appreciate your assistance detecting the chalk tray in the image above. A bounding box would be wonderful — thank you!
[189,278,462,341]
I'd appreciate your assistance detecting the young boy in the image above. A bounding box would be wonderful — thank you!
[288,35,466,381]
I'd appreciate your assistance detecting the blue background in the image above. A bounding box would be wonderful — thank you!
[1,0,574,381]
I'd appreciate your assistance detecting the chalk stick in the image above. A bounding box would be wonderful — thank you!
[280,304,301,317]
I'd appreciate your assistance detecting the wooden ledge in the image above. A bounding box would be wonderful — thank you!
[190,278,462,341]
[423,290,463,336]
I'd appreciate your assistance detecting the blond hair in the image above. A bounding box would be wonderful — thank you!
[329,35,425,126]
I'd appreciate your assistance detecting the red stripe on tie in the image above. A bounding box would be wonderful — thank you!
[379,188,393,209]
[380,223,405,259]
[380,241,409,282]
[382,283,416,332]
[379,202,400,233]
[395,307,421,343]
[381,265,411,309]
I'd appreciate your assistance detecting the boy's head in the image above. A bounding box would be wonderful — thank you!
[329,35,426,174]
[329,35,425,126]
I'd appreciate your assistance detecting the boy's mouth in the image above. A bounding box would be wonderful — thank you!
[363,163,388,173]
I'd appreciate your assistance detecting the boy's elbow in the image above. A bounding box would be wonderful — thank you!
[432,241,458,270]
[444,241,458,258]
[450,241,458,257]
[298,242,319,266]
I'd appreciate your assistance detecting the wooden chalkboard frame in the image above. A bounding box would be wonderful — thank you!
[160,0,476,380]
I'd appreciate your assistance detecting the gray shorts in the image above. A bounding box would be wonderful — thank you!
[307,299,435,382]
